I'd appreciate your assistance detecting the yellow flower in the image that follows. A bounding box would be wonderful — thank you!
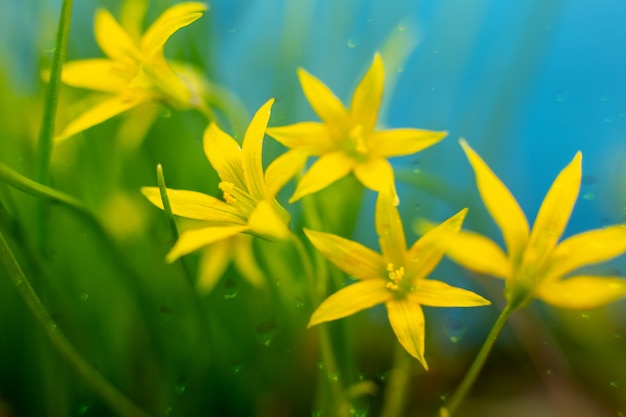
[445,139,626,310]
[142,99,291,262]
[56,2,209,142]
[305,193,490,370]
[266,54,447,205]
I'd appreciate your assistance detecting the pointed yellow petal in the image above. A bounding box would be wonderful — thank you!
[549,224,626,279]
[141,187,246,224]
[242,99,273,200]
[266,122,336,155]
[55,94,146,143]
[537,276,626,309]
[233,235,266,288]
[350,53,384,132]
[408,280,491,307]
[308,279,390,327]
[140,2,208,60]
[525,152,582,263]
[203,122,246,190]
[408,209,468,281]
[264,150,308,199]
[375,192,406,268]
[247,200,290,241]
[304,228,385,280]
[94,8,142,62]
[61,59,129,92]
[197,239,234,293]
[297,68,349,127]
[371,129,447,158]
[353,158,398,205]
[442,229,511,279]
[290,152,355,203]
[120,0,148,42]
[386,299,428,370]
[166,225,248,262]
[460,139,529,260]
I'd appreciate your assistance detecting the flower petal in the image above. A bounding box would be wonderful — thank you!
[94,8,142,62]
[375,193,406,268]
[266,122,336,155]
[304,228,385,280]
[166,225,249,262]
[290,152,355,203]
[203,122,246,190]
[353,158,398,205]
[120,0,148,42]
[141,187,246,224]
[247,200,291,241]
[442,229,511,279]
[460,139,529,260]
[407,280,491,307]
[308,279,390,327]
[350,53,383,132]
[548,224,626,280]
[408,209,468,280]
[370,128,447,158]
[386,299,428,370]
[242,99,273,200]
[61,59,130,92]
[537,276,626,309]
[264,149,308,199]
[55,94,147,143]
[140,2,208,60]
[297,68,349,127]
[525,152,582,264]
[197,239,234,293]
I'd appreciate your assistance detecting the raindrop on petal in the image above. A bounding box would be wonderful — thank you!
[445,317,466,343]
[223,278,238,299]
[255,318,278,346]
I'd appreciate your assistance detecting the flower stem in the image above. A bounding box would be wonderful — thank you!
[291,234,351,416]
[380,341,413,417]
[0,226,151,417]
[439,304,514,417]
[36,0,73,251]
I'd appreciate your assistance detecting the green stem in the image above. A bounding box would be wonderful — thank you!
[380,342,412,417]
[36,0,73,252]
[291,234,351,416]
[440,304,514,417]
[0,228,151,417]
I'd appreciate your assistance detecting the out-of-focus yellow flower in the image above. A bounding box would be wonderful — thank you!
[445,139,626,310]
[56,2,209,142]
[305,193,490,370]
[142,99,290,262]
[266,53,446,205]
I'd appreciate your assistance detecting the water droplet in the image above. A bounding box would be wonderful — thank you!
[295,297,305,308]
[165,406,173,415]
[396,66,404,73]
[79,293,89,303]
[347,39,358,48]
[223,278,238,299]
[546,369,553,375]
[317,361,325,370]
[14,278,23,286]
[445,317,466,343]
[377,371,389,382]
[159,306,174,322]
[439,394,448,402]
[312,410,322,417]
[76,401,91,416]
[328,371,340,382]
[611,381,620,388]
[255,318,278,346]
[357,372,367,381]
[581,312,591,319]
[350,406,368,417]
[49,321,59,331]
[175,381,188,395]
[231,361,243,374]
[582,192,595,200]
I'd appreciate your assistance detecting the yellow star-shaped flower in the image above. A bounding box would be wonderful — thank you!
[266,54,447,205]
[142,99,291,262]
[57,2,209,142]
[305,193,490,370]
[445,139,626,310]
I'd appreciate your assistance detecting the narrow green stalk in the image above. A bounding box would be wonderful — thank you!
[0,229,151,417]
[439,305,514,417]
[380,342,412,417]
[36,0,73,252]
[291,234,351,416]
[156,164,193,284]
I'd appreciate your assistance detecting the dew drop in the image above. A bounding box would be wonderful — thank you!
[396,66,404,73]
[159,306,174,322]
[377,371,389,382]
[581,312,591,319]
[582,192,595,200]
[357,372,367,381]
[350,406,368,417]
[175,381,188,395]
[445,317,466,343]
[223,278,238,299]
[610,381,620,388]
[546,369,553,375]
[231,361,243,374]
[295,297,305,308]
[439,394,448,402]
[347,39,358,48]
[255,318,278,346]
[317,361,325,370]
[165,406,173,416]
[76,401,91,416]
[79,293,89,303]
[328,371,340,382]
[312,410,322,417]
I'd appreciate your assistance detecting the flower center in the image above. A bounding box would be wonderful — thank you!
[219,182,238,205]
[346,124,369,159]
[386,263,405,291]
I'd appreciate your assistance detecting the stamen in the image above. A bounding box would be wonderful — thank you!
[385,263,405,291]
[219,182,238,205]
